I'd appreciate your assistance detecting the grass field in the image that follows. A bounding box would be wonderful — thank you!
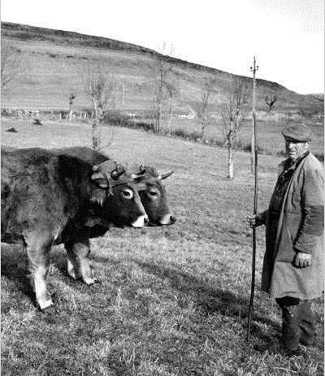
[169,116,324,158]
[1,118,324,376]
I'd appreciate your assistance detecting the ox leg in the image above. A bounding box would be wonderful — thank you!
[24,232,54,310]
[65,230,96,285]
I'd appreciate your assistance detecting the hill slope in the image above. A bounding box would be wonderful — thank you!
[1,21,323,116]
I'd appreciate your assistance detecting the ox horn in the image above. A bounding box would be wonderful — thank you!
[159,171,174,180]
[139,165,147,173]
[130,168,148,179]
[131,173,143,179]
[111,169,125,180]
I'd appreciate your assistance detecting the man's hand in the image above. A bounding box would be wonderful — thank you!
[247,214,264,228]
[293,252,312,268]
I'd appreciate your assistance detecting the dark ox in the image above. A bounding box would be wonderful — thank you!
[1,147,150,310]
[56,147,176,227]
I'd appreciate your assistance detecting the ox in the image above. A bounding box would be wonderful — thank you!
[1,147,149,310]
[54,147,176,227]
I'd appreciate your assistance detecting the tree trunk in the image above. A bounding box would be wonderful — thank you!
[91,98,102,150]
[68,94,75,122]
[154,69,165,133]
[92,121,101,150]
[155,101,162,133]
[68,104,73,122]
[227,140,234,179]
[200,123,206,139]
[167,97,173,134]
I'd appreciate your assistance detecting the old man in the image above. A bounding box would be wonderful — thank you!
[248,123,324,356]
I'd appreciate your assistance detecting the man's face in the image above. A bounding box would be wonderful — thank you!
[284,138,310,162]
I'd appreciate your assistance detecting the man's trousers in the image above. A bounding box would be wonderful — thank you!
[276,296,316,352]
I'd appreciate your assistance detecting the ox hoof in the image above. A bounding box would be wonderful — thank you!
[67,268,81,281]
[83,277,98,286]
[37,299,54,312]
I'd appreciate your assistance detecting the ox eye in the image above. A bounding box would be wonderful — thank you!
[121,189,134,199]
[148,190,158,197]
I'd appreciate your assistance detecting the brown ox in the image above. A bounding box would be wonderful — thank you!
[1,147,149,310]
[55,147,176,227]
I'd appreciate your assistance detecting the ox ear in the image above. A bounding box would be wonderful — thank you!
[90,189,107,206]
[159,171,174,180]
[91,171,109,189]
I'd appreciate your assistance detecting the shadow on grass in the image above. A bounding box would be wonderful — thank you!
[1,244,35,304]
[1,244,76,309]
[133,259,281,342]
[1,245,280,342]
[92,254,280,341]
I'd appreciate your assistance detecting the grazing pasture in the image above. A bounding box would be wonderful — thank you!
[1,117,323,375]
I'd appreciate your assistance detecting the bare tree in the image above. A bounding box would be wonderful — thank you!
[153,57,171,133]
[165,79,179,134]
[265,95,277,112]
[150,43,178,133]
[196,80,216,139]
[1,41,23,94]
[83,59,116,149]
[219,77,250,179]
[68,93,76,122]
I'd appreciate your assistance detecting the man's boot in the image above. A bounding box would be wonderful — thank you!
[277,297,303,356]
[299,300,316,347]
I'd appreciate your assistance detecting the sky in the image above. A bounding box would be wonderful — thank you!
[1,0,324,94]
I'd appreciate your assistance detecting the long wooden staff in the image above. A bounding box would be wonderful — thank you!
[247,57,258,342]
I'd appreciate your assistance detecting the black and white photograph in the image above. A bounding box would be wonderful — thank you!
[1,0,324,374]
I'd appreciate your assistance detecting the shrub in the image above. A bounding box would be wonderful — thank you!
[172,128,190,138]
[242,142,265,154]
[102,111,155,132]
[135,121,155,132]
[189,130,202,141]
[276,150,286,157]
[103,111,129,127]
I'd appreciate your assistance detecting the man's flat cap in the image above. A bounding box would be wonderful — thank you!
[282,124,312,142]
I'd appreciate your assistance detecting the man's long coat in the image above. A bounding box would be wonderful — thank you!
[260,152,324,300]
